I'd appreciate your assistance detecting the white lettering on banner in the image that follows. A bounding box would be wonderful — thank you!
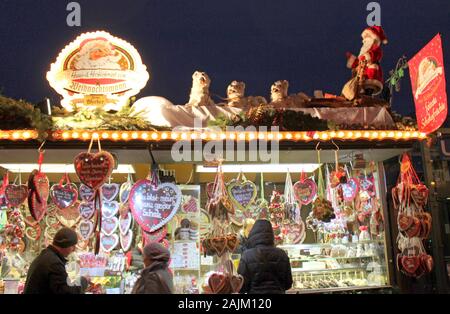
[421,101,446,127]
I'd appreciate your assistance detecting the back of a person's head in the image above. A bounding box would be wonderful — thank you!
[247,219,275,248]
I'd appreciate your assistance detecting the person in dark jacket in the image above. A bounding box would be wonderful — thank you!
[24,227,88,294]
[131,242,174,294]
[237,219,293,294]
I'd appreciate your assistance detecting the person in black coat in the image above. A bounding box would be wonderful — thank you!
[237,219,293,294]
[24,227,88,294]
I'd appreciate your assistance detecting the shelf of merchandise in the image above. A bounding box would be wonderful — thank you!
[291,267,367,273]
[287,285,392,294]
[289,255,378,261]
[278,240,386,250]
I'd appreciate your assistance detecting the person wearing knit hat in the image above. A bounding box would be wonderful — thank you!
[24,227,88,294]
[131,242,174,294]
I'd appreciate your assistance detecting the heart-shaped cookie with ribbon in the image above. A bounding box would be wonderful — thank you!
[208,273,228,294]
[210,237,227,257]
[342,178,360,202]
[79,184,95,201]
[56,201,81,228]
[79,201,96,220]
[50,183,78,209]
[78,220,94,240]
[74,151,115,190]
[101,216,119,235]
[28,190,47,222]
[120,230,133,252]
[225,234,239,253]
[129,180,181,233]
[32,172,50,204]
[4,184,28,208]
[398,214,414,232]
[102,183,119,202]
[100,233,119,252]
[227,180,257,211]
[119,212,133,235]
[102,201,119,219]
[230,274,244,293]
[293,179,317,205]
[401,256,421,275]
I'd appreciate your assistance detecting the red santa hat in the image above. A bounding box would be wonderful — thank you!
[362,26,388,44]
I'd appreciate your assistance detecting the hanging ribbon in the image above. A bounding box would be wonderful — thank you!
[260,172,265,200]
[317,149,325,198]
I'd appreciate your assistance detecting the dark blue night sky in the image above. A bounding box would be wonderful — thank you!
[0,0,448,117]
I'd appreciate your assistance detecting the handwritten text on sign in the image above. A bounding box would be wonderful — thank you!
[227,180,257,211]
[129,180,181,233]
[408,33,448,134]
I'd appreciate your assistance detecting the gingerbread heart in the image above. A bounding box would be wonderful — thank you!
[230,275,244,293]
[225,234,239,253]
[74,151,115,190]
[4,184,28,208]
[28,190,47,222]
[210,237,227,257]
[119,212,133,235]
[32,172,50,204]
[100,233,119,252]
[79,184,95,201]
[101,216,118,235]
[398,214,413,231]
[342,178,360,202]
[119,181,133,203]
[227,180,257,211]
[50,183,78,209]
[79,201,96,220]
[102,183,119,202]
[293,179,317,205]
[102,201,119,218]
[422,254,434,273]
[119,230,133,252]
[208,273,228,294]
[78,220,94,240]
[405,217,421,238]
[25,224,41,241]
[401,256,421,275]
[56,201,81,228]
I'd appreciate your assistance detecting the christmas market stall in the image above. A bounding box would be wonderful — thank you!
[0,28,446,294]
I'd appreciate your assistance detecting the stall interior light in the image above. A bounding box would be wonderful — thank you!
[196,163,321,173]
[0,164,135,174]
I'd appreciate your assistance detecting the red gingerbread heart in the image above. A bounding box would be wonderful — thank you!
[28,190,47,222]
[50,183,78,209]
[74,151,115,190]
[401,256,420,275]
[32,172,50,204]
[208,273,228,294]
[293,178,317,205]
[4,184,28,208]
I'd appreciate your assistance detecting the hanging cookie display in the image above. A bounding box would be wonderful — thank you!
[119,173,134,204]
[282,171,306,244]
[293,172,317,206]
[28,148,50,222]
[50,173,78,210]
[206,163,234,219]
[227,172,257,213]
[3,173,28,208]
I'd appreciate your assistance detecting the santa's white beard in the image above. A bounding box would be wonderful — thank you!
[75,54,122,70]
[359,37,375,57]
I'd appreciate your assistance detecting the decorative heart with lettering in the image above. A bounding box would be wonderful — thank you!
[74,151,115,190]
[119,181,133,203]
[293,179,317,205]
[102,183,119,202]
[129,180,181,233]
[79,202,96,221]
[142,226,168,245]
[101,216,118,235]
[120,230,133,252]
[182,196,198,213]
[78,220,94,240]
[25,224,41,241]
[401,256,420,275]
[79,184,95,201]
[102,201,119,219]
[230,275,244,293]
[56,201,81,228]
[119,212,133,235]
[227,180,257,211]
[50,183,78,209]
[4,184,28,208]
[28,190,47,222]
[100,233,119,252]
[360,177,375,194]
[342,178,360,202]
[32,172,50,204]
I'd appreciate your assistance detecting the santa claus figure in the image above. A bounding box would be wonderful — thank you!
[74,38,123,70]
[346,26,388,95]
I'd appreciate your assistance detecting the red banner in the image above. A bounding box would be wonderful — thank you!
[408,33,448,134]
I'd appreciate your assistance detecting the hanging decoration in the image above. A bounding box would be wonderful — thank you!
[293,172,317,206]
[282,171,306,244]
[28,148,50,222]
[206,162,234,219]
[311,148,335,223]
[4,173,28,208]
[50,173,78,209]
[226,172,257,213]
[393,153,433,277]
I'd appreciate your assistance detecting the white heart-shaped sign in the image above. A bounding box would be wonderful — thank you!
[100,233,119,252]
[119,212,133,235]
[79,184,95,202]
[78,220,94,240]
[102,216,119,235]
[120,230,133,252]
[102,201,119,218]
[102,183,119,202]
[79,201,96,220]
[129,180,181,233]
